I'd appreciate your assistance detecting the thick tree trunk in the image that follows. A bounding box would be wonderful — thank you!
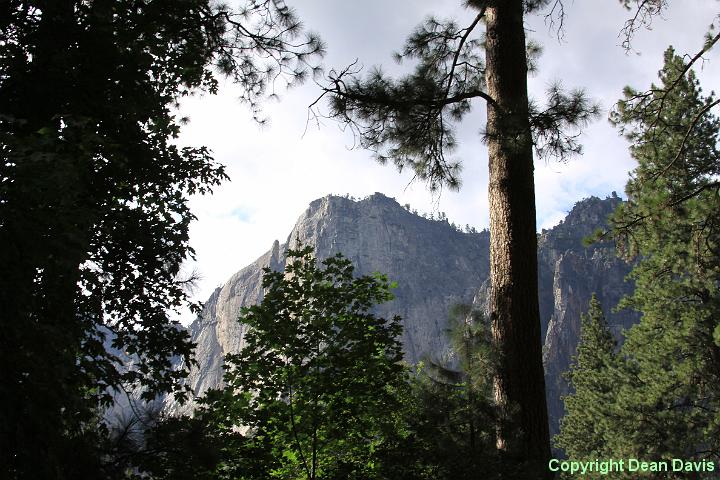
[484,1,551,476]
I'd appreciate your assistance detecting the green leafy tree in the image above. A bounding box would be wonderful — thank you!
[0,2,322,478]
[604,47,720,467]
[313,3,599,471]
[555,295,620,467]
[198,246,407,480]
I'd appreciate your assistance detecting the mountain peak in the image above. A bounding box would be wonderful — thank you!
[539,195,622,250]
[563,194,622,227]
[169,191,636,441]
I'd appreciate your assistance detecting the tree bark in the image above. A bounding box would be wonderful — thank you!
[484,0,551,476]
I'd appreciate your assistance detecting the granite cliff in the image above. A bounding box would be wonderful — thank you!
[167,192,638,436]
[535,195,639,435]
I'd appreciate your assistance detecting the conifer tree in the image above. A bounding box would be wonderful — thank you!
[424,305,498,464]
[378,305,522,480]
[555,295,618,463]
[606,47,720,464]
[313,2,598,472]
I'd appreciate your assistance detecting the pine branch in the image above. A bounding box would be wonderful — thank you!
[651,98,720,182]
[444,10,485,101]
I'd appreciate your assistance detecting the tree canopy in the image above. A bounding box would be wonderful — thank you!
[0,1,322,477]
[194,246,407,479]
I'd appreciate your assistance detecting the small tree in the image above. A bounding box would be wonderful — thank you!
[430,304,500,476]
[201,246,406,480]
[378,305,527,480]
[555,295,618,463]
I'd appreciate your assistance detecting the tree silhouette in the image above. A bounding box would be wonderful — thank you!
[0,1,322,477]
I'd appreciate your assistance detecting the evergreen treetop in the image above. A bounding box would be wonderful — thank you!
[555,295,618,463]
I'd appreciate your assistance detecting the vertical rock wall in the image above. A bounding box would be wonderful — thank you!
[167,193,638,436]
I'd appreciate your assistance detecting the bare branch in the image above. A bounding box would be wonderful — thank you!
[445,11,485,100]
[544,0,567,40]
[618,0,668,51]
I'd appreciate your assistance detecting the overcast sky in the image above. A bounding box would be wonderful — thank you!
[174,0,719,325]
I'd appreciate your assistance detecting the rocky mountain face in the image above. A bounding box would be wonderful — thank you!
[167,192,638,437]
[535,195,639,436]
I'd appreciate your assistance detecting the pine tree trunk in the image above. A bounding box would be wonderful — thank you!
[484,1,551,475]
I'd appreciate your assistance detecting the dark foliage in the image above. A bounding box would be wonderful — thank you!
[312,2,598,192]
[0,1,321,477]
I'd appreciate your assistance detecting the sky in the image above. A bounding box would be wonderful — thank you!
[174,0,720,325]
